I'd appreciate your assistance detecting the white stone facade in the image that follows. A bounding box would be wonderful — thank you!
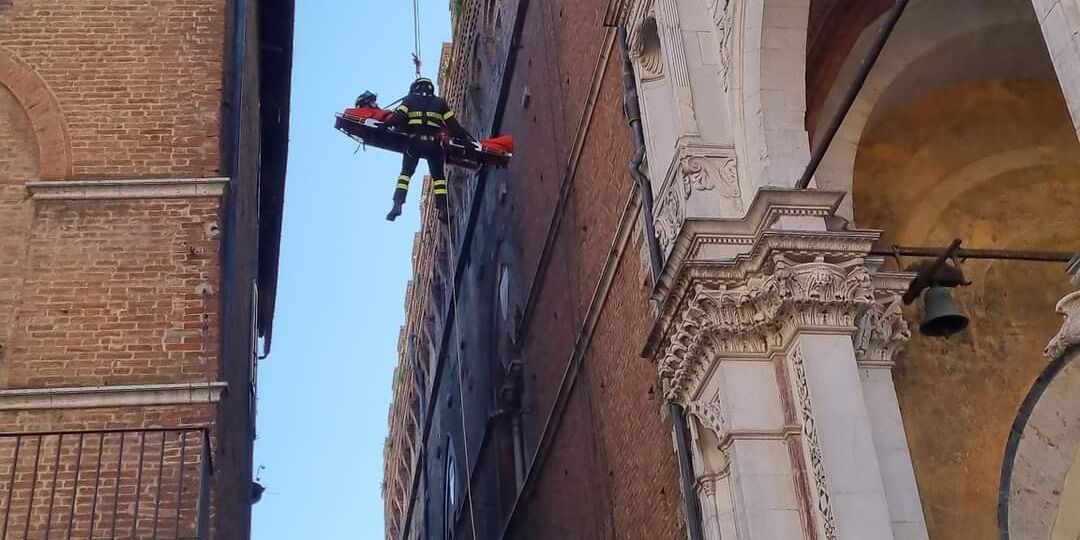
[619,0,1080,537]
[642,189,926,539]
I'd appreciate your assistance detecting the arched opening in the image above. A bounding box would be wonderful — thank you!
[809,0,1080,537]
[0,81,40,377]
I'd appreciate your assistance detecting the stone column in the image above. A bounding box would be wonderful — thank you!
[647,189,926,539]
[852,271,929,540]
[1032,0,1080,140]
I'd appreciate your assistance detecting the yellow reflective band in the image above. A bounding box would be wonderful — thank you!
[397,183,410,189]
[433,189,448,195]
[408,119,424,125]
[398,175,411,180]
[432,179,447,186]
[396,105,410,113]
[425,111,444,120]
[444,110,455,120]
[408,111,423,118]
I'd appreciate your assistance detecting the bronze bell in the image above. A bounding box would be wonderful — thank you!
[919,286,969,337]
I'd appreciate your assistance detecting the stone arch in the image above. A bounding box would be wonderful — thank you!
[814,0,1051,219]
[0,47,70,180]
[999,350,1080,540]
[1029,0,1080,140]
[734,0,813,193]
[898,146,1080,243]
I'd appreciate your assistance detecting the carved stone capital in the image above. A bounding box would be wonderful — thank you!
[854,294,912,366]
[657,257,875,402]
[646,189,891,403]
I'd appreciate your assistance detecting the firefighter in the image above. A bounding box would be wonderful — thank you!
[381,77,475,223]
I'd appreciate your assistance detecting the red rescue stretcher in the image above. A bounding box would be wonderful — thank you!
[335,106,513,169]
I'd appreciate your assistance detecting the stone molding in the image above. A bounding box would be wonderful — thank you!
[0,382,228,410]
[26,177,229,200]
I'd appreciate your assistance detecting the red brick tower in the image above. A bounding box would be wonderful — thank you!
[0,1,293,538]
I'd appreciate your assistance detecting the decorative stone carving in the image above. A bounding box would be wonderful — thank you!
[854,295,911,364]
[790,346,840,540]
[703,0,736,91]
[681,156,716,194]
[657,257,875,402]
[632,16,665,81]
[1046,290,1080,359]
[653,179,685,257]
[716,157,742,212]
[654,152,744,256]
[690,392,726,439]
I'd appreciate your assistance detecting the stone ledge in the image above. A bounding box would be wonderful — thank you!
[26,177,229,200]
[0,382,228,410]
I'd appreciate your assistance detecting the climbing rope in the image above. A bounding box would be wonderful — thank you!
[412,0,423,77]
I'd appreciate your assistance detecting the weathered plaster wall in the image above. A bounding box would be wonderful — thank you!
[853,80,1080,539]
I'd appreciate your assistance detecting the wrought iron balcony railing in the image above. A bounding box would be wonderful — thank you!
[0,428,212,540]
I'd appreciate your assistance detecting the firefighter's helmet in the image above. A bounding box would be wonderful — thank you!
[410,77,434,96]
[355,91,378,108]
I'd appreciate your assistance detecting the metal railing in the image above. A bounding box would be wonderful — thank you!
[0,428,213,540]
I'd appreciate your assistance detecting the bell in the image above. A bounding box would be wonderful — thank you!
[919,286,969,337]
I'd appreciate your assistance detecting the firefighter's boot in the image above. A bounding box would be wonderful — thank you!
[387,179,409,221]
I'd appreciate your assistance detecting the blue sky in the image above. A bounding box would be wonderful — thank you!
[251,1,450,537]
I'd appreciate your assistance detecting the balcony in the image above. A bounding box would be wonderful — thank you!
[0,428,212,540]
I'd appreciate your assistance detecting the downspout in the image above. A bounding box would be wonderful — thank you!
[795,0,911,189]
[619,27,706,540]
[618,27,664,285]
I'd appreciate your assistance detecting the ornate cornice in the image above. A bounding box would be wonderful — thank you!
[645,189,903,403]
[657,257,875,402]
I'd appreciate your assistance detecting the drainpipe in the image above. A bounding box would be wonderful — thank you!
[619,26,706,540]
[619,27,664,285]
[795,0,912,189]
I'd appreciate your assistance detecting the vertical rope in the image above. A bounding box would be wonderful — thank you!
[412,0,422,76]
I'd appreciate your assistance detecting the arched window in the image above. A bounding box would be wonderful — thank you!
[444,442,458,539]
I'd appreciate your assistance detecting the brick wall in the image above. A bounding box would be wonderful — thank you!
[0,0,226,178]
[495,0,683,537]
[400,0,684,537]
[0,0,268,537]
[4,198,220,389]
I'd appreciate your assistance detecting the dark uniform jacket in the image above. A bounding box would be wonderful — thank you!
[385,93,473,141]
